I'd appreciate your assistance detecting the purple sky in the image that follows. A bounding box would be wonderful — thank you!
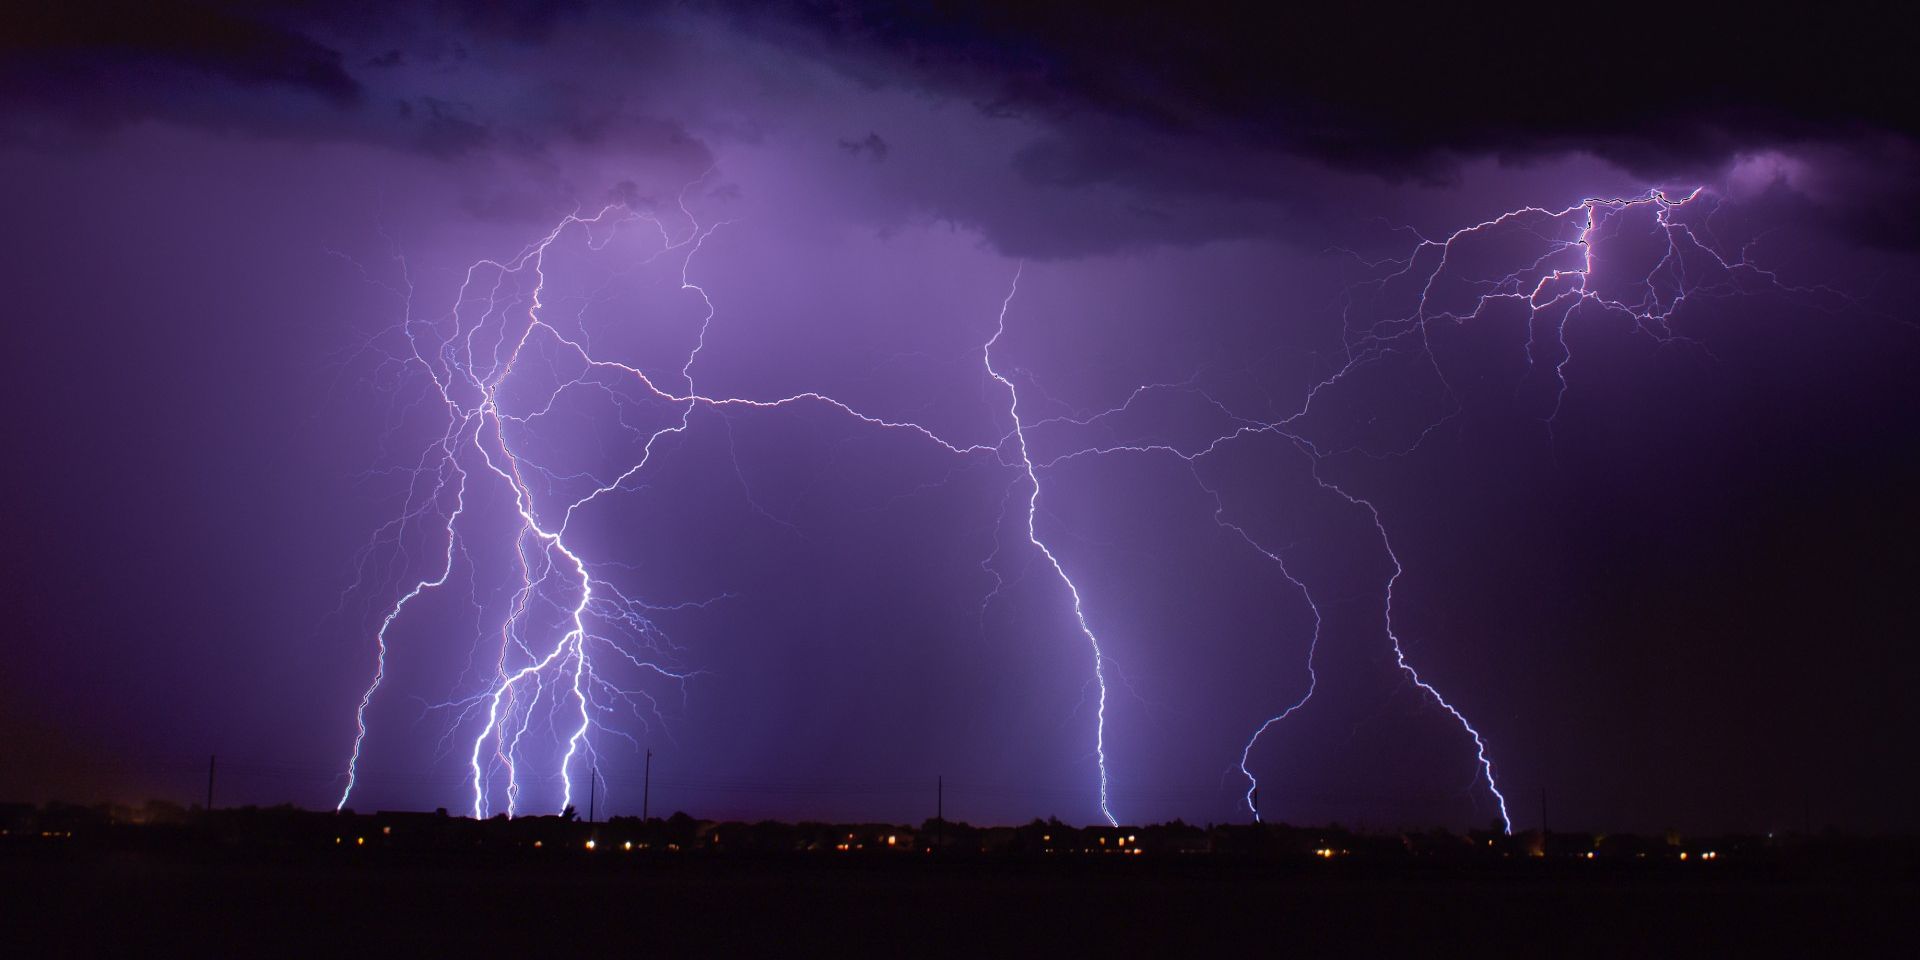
[3,2,1917,833]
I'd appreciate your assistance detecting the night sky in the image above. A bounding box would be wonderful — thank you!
[3,2,1917,834]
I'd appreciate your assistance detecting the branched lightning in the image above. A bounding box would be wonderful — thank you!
[1013,187,1830,832]
[981,265,1119,827]
[337,183,1007,817]
[338,182,1823,831]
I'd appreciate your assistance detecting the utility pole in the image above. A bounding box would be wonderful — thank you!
[205,754,216,812]
[643,750,652,821]
[588,766,597,824]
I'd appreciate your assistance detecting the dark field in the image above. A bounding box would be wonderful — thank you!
[5,850,1915,957]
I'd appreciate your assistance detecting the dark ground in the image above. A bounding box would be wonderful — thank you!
[4,849,1915,957]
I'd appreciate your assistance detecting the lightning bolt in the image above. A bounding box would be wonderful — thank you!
[337,178,1830,832]
[982,265,1119,827]
[335,180,1033,819]
[1017,186,1835,832]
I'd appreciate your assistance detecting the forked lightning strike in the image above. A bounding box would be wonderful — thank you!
[338,188,1008,817]
[340,183,1817,831]
[983,266,1119,826]
[1029,188,1824,831]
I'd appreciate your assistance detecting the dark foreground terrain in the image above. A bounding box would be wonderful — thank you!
[5,847,1916,957]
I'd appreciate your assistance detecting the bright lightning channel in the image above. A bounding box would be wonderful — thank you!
[1030,187,1831,832]
[337,188,1136,822]
[983,265,1120,827]
[338,183,1820,833]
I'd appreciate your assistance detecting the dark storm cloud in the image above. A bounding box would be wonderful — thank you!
[0,2,361,104]
[0,1,372,145]
[11,1,1910,251]
[743,2,1915,173]
[318,0,595,45]
[0,0,710,186]
[725,1,1920,248]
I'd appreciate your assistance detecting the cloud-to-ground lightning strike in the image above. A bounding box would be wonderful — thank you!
[1203,484,1320,824]
[982,266,1120,827]
[1025,187,1826,832]
[339,181,1820,830]
[336,186,1008,818]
